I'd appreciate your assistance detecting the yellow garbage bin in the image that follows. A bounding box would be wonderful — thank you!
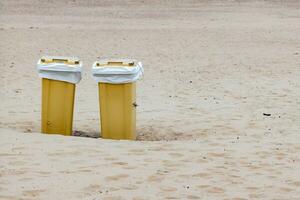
[92,59,143,140]
[37,56,82,135]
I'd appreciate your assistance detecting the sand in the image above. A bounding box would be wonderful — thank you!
[0,0,300,199]
[0,128,299,199]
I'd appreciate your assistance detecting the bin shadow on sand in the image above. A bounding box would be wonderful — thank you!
[73,130,100,138]
[72,127,188,141]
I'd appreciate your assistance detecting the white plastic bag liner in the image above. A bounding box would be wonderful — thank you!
[37,57,82,84]
[92,61,143,84]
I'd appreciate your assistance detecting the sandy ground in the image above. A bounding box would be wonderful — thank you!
[1,128,299,200]
[0,0,300,199]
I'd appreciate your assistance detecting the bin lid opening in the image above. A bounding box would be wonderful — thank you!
[40,56,80,65]
[95,59,135,67]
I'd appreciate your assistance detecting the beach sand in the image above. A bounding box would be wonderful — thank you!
[0,0,300,199]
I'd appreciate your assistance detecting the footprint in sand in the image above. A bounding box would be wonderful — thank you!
[197,184,210,189]
[122,185,138,190]
[77,169,93,173]
[11,147,26,151]
[18,177,33,182]
[288,181,300,187]
[248,193,264,198]
[160,186,178,192]
[0,153,20,157]
[128,151,146,156]
[132,197,147,200]
[207,152,227,157]
[196,158,209,163]
[104,157,118,161]
[206,186,225,194]
[111,161,128,166]
[102,196,122,200]
[164,196,180,200]
[105,174,129,181]
[108,187,120,192]
[35,171,51,175]
[22,189,45,197]
[84,184,102,192]
[122,165,136,170]
[4,170,26,176]
[147,174,164,182]
[177,174,191,179]
[8,160,27,166]
[186,195,201,199]
[245,186,259,191]
[162,160,180,168]
[192,172,211,179]
[279,187,293,192]
[168,152,184,158]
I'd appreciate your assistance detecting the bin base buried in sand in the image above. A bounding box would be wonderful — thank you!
[41,78,75,135]
[98,82,136,140]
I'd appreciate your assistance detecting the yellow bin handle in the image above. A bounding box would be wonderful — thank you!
[96,60,134,67]
[41,58,79,65]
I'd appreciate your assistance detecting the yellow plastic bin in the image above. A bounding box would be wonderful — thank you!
[37,56,82,135]
[92,59,143,140]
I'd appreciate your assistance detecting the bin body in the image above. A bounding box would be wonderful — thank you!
[98,82,136,140]
[41,78,75,135]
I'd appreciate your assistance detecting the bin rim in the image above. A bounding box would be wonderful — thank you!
[37,56,82,72]
[92,59,141,75]
[92,59,143,83]
[95,58,136,67]
[37,56,82,84]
